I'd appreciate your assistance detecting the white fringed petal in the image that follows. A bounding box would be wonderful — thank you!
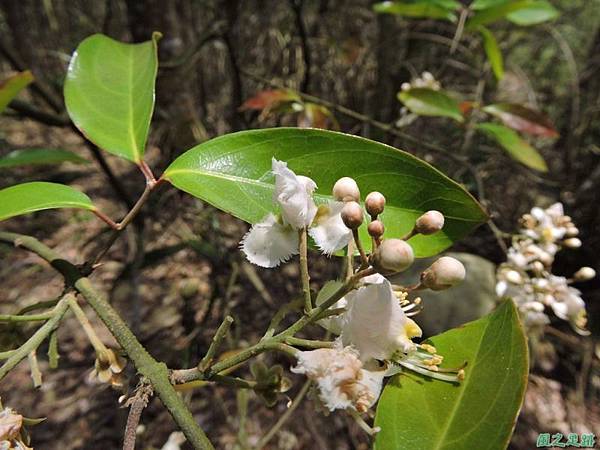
[240,214,299,268]
[309,202,352,255]
[272,158,317,229]
[291,346,385,412]
[341,274,422,361]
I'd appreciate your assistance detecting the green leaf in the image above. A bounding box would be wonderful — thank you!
[470,0,510,10]
[466,0,534,29]
[375,300,529,450]
[373,1,458,21]
[0,182,95,222]
[479,27,504,80]
[64,33,161,163]
[506,0,559,25]
[482,103,558,138]
[398,88,464,122]
[476,122,548,172]
[164,128,486,257]
[0,70,34,113]
[0,148,88,169]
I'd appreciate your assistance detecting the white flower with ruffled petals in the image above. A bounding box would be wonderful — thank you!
[272,158,317,229]
[240,214,299,268]
[309,202,353,255]
[341,274,422,362]
[291,346,385,412]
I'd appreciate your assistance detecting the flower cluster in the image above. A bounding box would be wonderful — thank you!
[496,203,594,334]
[400,71,442,92]
[241,159,467,420]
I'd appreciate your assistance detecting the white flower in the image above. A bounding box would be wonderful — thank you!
[291,346,385,412]
[309,202,353,255]
[272,158,317,229]
[341,274,422,361]
[240,214,299,268]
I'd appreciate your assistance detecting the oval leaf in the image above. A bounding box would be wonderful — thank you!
[479,27,504,80]
[507,0,559,25]
[483,103,558,137]
[0,70,34,113]
[64,33,161,163]
[0,182,95,222]
[373,1,458,21]
[164,128,486,257]
[398,88,464,122]
[0,148,88,169]
[466,0,534,29]
[476,122,548,172]
[374,300,528,450]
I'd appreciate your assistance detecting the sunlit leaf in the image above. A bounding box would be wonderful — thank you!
[0,182,95,222]
[482,103,558,137]
[0,148,88,169]
[466,0,535,29]
[476,122,548,171]
[0,71,34,114]
[479,27,504,80]
[373,1,458,21]
[507,0,559,25]
[398,88,464,122]
[164,128,487,257]
[470,0,511,10]
[64,33,161,163]
[375,300,528,450]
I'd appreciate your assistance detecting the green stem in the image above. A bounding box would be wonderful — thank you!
[284,337,334,349]
[299,228,312,313]
[67,296,108,354]
[0,312,54,323]
[0,293,71,379]
[0,231,214,450]
[198,315,234,372]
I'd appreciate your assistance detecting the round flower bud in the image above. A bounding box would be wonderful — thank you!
[332,177,360,202]
[365,192,386,217]
[574,267,596,281]
[341,201,364,229]
[371,239,414,273]
[531,261,545,273]
[421,256,466,291]
[563,237,582,248]
[505,270,523,285]
[565,226,579,237]
[367,220,385,239]
[415,210,445,235]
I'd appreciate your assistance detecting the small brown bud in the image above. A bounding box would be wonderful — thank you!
[365,191,386,217]
[371,239,414,273]
[368,220,385,239]
[341,201,364,229]
[332,177,360,202]
[421,256,465,291]
[415,210,445,235]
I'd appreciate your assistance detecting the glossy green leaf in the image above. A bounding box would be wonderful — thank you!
[466,0,534,29]
[482,103,558,138]
[0,71,34,113]
[373,1,458,21]
[470,0,510,10]
[398,88,464,122]
[164,128,486,257]
[507,0,559,25]
[0,148,88,169]
[476,122,548,172]
[375,300,528,450]
[479,27,504,80]
[64,33,161,163]
[0,182,95,222]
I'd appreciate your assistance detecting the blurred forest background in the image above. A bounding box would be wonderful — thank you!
[1,0,600,449]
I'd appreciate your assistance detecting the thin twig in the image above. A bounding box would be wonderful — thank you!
[299,228,313,312]
[198,315,234,372]
[122,383,153,450]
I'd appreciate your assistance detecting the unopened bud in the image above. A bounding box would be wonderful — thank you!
[531,261,545,273]
[505,270,522,284]
[365,192,386,217]
[415,210,445,235]
[341,201,364,229]
[421,256,466,291]
[574,267,596,281]
[563,237,582,248]
[368,220,385,239]
[371,239,414,273]
[565,226,579,237]
[332,177,360,202]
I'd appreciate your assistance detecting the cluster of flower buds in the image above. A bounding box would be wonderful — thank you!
[239,160,468,419]
[400,71,442,92]
[88,348,127,388]
[496,203,594,334]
